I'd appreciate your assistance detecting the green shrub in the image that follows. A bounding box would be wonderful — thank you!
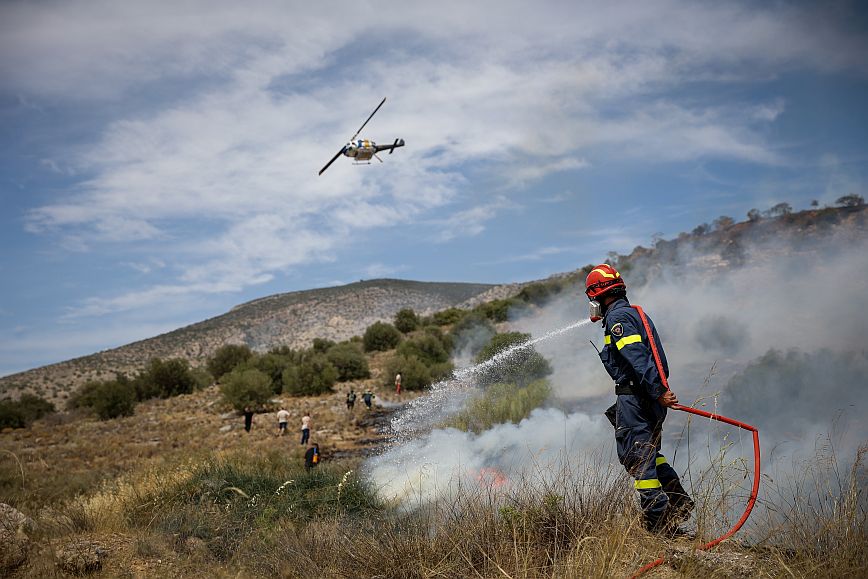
[3,393,56,426]
[248,352,295,394]
[0,402,26,429]
[282,354,338,396]
[474,332,552,387]
[450,312,496,358]
[384,354,442,391]
[397,334,450,366]
[207,344,254,380]
[428,307,467,326]
[220,368,273,412]
[190,367,213,390]
[393,308,420,333]
[474,298,519,322]
[447,380,552,433]
[135,358,198,399]
[67,380,104,410]
[93,380,137,420]
[326,343,370,381]
[312,338,336,353]
[363,322,402,352]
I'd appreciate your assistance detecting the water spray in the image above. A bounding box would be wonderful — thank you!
[630,304,761,578]
[390,319,592,441]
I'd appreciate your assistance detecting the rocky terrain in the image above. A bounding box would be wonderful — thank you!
[0,280,507,402]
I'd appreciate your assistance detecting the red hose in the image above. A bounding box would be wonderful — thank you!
[629,306,761,577]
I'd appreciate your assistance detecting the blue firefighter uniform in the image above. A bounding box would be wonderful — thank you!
[598,297,690,530]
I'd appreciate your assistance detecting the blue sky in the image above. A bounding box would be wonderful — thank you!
[1,0,867,377]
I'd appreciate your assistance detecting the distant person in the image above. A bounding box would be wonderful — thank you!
[276,407,290,436]
[395,372,402,396]
[362,389,375,410]
[243,405,254,433]
[301,411,311,445]
[346,389,356,411]
[304,442,320,472]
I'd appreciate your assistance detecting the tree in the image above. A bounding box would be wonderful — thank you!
[712,215,735,230]
[311,338,336,353]
[363,322,402,352]
[384,354,442,391]
[835,194,865,208]
[207,344,253,380]
[282,354,338,396]
[326,342,370,381]
[746,208,762,222]
[810,199,819,208]
[91,380,137,420]
[220,368,273,411]
[428,308,466,327]
[136,358,198,399]
[248,352,294,394]
[397,334,450,366]
[474,332,552,387]
[691,223,709,236]
[765,202,792,218]
[393,308,420,333]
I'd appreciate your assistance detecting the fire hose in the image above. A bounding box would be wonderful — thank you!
[629,305,761,577]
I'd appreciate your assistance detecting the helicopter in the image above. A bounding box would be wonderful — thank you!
[318,97,405,175]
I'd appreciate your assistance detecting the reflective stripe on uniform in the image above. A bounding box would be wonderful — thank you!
[634,478,662,489]
[656,456,668,466]
[616,334,642,350]
[604,335,611,345]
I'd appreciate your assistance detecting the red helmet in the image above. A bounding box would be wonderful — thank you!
[585,264,626,300]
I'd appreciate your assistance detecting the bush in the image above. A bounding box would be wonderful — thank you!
[835,194,865,208]
[220,368,273,412]
[447,380,552,433]
[11,393,55,425]
[428,307,467,327]
[248,352,295,394]
[326,343,370,381]
[136,358,198,399]
[91,380,137,420]
[208,344,254,380]
[312,338,336,353]
[396,334,450,366]
[393,308,420,333]
[0,402,26,429]
[474,332,552,387]
[384,354,437,391]
[363,322,402,352]
[283,354,338,396]
[473,298,519,322]
[450,313,496,358]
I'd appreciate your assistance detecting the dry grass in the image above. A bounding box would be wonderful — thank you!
[2,381,866,577]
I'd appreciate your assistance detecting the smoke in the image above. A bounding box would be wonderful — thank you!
[367,222,868,516]
[367,407,613,506]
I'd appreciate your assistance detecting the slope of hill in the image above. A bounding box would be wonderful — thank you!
[0,279,495,401]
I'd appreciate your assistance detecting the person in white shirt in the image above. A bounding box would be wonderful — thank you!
[276,408,290,436]
[301,411,312,445]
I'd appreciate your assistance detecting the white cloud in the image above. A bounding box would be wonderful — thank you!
[433,197,518,243]
[7,0,866,319]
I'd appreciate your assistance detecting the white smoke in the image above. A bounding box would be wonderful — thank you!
[367,223,868,518]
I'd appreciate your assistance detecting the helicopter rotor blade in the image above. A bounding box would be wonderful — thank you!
[349,97,386,141]
[318,147,346,176]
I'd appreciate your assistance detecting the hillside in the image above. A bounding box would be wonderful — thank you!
[0,279,504,402]
[0,204,866,577]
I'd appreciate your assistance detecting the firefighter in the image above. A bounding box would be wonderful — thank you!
[585,263,694,532]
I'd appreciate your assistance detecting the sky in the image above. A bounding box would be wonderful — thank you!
[1,0,867,377]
